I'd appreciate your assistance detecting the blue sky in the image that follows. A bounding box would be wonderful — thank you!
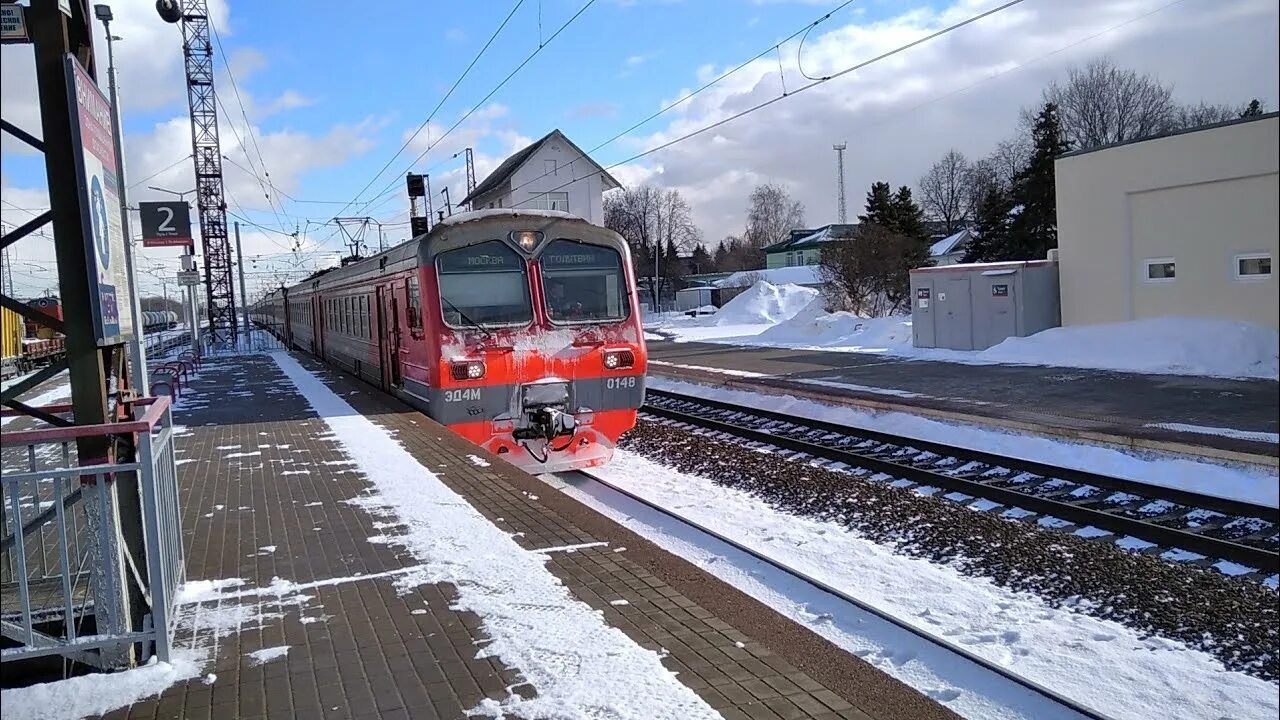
[2,0,1277,300]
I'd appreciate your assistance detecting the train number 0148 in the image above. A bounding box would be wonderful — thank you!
[605,377,637,390]
[444,388,482,402]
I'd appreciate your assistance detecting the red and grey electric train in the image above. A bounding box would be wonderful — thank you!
[252,209,648,473]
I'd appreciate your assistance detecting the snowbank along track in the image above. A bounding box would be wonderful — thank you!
[563,469,1117,720]
[642,389,1279,579]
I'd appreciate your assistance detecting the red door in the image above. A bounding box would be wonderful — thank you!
[378,285,402,388]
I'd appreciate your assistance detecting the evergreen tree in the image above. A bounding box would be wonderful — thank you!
[963,185,1013,262]
[889,186,929,242]
[689,244,713,275]
[1003,102,1070,261]
[713,240,730,271]
[1241,99,1265,117]
[859,182,895,227]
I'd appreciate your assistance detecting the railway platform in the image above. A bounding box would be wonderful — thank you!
[14,349,952,720]
[647,340,1280,466]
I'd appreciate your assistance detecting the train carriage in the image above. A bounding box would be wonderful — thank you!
[254,209,647,473]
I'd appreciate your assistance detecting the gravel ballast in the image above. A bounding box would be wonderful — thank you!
[621,418,1280,682]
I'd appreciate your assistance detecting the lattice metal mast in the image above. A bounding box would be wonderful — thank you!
[177,0,237,342]
[464,148,476,210]
[833,142,848,224]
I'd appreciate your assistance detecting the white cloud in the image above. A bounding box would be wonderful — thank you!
[614,0,1279,242]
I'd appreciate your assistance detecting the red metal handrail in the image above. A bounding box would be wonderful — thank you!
[0,396,172,446]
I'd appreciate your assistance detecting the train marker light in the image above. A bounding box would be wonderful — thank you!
[603,349,634,370]
[511,230,543,252]
[451,360,486,381]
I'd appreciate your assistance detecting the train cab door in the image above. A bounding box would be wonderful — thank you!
[378,285,402,389]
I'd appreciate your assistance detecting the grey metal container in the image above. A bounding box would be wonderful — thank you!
[910,260,1061,350]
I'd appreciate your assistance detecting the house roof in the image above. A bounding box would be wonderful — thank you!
[762,223,858,253]
[460,129,622,207]
[929,228,971,257]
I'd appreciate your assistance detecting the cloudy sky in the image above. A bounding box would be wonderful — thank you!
[1,0,1276,301]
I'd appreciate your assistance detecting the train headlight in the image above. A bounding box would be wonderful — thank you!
[603,349,634,370]
[450,360,486,381]
[511,230,543,252]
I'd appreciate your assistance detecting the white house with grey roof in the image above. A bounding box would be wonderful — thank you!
[459,129,621,225]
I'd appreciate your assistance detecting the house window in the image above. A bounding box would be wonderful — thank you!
[1144,258,1176,282]
[1235,253,1272,280]
[544,159,557,176]
[527,191,569,212]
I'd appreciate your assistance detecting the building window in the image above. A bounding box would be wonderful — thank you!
[1235,253,1272,280]
[527,191,569,212]
[544,159,557,176]
[1144,258,1176,282]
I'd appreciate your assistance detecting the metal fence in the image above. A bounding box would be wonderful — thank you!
[0,396,185,668]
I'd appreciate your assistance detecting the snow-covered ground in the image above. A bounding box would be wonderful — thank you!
[573,452,1279,720]
[647,281,1280,380]
[271,353,719,719]
[650,377,1279,508]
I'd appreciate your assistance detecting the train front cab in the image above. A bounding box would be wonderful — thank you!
[407,213,647,474]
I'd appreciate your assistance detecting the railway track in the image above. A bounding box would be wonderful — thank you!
[562,469,1115,720]
[642,389,1279,576]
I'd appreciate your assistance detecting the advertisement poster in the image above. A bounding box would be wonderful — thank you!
[66,54,133,344]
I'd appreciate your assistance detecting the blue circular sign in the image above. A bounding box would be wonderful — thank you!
[90,174,111,271]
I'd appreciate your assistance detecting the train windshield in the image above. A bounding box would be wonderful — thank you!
[436,241,532,327]
[540,239,629,323]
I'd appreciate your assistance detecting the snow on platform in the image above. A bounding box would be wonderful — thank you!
[3,350,930,719]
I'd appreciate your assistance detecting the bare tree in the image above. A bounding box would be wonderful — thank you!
[603,185,701,307]
[960,158,1000,224]
[743,183,805,252]
[919,149,970,233]
[986,135,1032,190]
[818,224,925,317]
[1043,57,1176,150]
[1177,99,1269,129]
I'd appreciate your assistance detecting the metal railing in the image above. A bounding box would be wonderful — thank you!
[0,396,185,668]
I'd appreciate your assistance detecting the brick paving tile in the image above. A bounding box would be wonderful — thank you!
[93,353,953,720]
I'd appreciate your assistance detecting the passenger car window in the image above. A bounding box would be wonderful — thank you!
[436,241,532,328]
[541,239,629,323]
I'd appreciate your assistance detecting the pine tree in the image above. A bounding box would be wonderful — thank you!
[689,244,713,275]
[859,182,895,227]
[1241,99,1265,117]
[889,186,928,242]
[963,185,1013,262]
[1003,102,1070,261]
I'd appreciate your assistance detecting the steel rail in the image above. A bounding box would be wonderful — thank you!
[641,393,1278,572]
[566,469,1117,720]
[646,388,1278,522]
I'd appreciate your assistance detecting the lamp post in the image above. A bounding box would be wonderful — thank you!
[94,3,149,395]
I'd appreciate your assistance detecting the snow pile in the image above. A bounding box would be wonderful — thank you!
[715,265,823,288]
[978,317,1279,379]
[705,281,817,326]
[757,297,913,352]
[271,352,718,720]
[1,652,204,720]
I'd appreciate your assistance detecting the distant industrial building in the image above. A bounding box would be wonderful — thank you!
[1055,113,1278,330]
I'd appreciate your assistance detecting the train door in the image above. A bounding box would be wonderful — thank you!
[313,295,324,355]
[378,285,402,388]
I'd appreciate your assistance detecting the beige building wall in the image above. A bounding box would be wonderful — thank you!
[1055,115,1279,330]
